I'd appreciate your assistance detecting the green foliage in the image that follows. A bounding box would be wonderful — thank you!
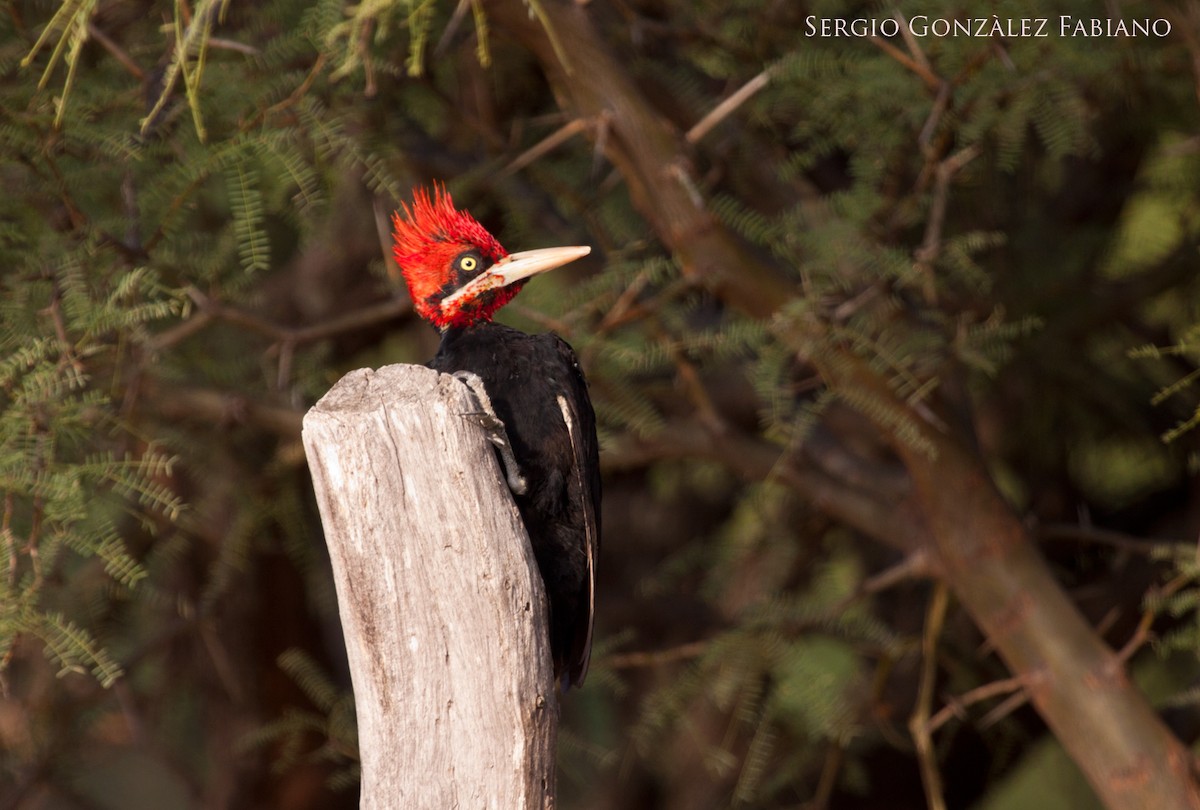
[0,255,183,685]
[631,535,898,805]
[1125,134,1200,442]
[226,158,271,275]
[19,0,98,127]
[1140,546,1200,753]
[6,0,1200,807]
[3,0,384,799]
[239,649,359,788]
[566,0,1197,804]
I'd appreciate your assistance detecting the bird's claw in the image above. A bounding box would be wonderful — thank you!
[452,371,529,496]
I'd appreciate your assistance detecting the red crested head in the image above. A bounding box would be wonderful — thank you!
[392,184,592,330]
[391,185,510,328]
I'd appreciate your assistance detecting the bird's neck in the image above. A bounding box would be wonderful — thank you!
[439,318,493,337]
[438,319,527,354]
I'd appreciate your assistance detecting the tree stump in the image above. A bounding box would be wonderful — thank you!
[302,364,557,809]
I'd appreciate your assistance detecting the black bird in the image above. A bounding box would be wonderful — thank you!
[391,185,600,688]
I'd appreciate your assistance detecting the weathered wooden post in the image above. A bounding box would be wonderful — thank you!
[302,364,558,809]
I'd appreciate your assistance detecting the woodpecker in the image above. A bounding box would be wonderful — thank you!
[391,185,600,688]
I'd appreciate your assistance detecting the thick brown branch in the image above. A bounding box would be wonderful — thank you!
[486,0,793,319]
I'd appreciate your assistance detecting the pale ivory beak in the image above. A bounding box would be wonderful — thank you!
[441,245,591,311]
[492,245,592,285]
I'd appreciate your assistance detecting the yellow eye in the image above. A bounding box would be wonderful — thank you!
[459,255,478,272]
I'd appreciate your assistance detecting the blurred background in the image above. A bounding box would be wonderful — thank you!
[4,0,1200,808]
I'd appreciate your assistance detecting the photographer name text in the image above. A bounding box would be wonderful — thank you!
[805,16,1172,38]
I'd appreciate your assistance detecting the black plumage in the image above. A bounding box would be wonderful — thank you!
[432,322,600,688]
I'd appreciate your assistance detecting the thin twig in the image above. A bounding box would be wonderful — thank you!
[860,550,931,595]
[831,283,884,322]
[255,296,413,345]
[824,550,931,619]
[895,10,933,78]
[374,196,400,280]
[928,675,1026,732]
[2,493,13,588]
[913,145,982,302]
[45,278,84,374]
[686,68,773,145]
[433,0,472,59]
[276,339,295,392]
[591,109,611,176]
[1116,571,1191,664]
[910,582,949,810]
[506,303,573,336]
[359,17,376,97]
[146,381,304,437]
[596,266,651,334]
[979,690,1029,729]
[501,117,591,176]
[869,34,939,90]
[150,288,411,353]
[808,744,844,810]
[87,23,145,79]
[664,334,725,434]
[206,37,258,55]
[149,309,215,352]
[1038,522,1188,555]
[918,81,952,149]
[255,53,327,127]
[41,152,86,230]
[592,276,697,334]
[25,500,44,592]
[604,640,707,670]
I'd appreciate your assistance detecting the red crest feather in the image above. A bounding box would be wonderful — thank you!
[391,185,509,327]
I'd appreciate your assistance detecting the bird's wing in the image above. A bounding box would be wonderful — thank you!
[552,334,601,686]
